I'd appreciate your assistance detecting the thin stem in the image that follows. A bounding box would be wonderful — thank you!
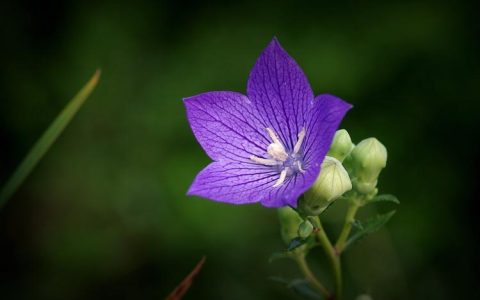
[314,217,342,300]
[335,200,361,253]
[295,254,331,298]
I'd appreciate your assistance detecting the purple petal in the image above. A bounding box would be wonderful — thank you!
[303,94,353,171]
[184,91,270,162]
[247,38,314,151]
[187,160,308,207]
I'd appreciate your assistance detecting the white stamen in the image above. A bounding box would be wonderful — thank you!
[267,143,288,161]
[297,161,305,173]
[273,168,289,187]
[293,127,306,154]
[266,128,282,145]
[250,155,279,166]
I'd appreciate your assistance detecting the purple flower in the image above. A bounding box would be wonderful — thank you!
[183,38,352,208]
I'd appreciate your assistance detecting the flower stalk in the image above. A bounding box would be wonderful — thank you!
[312,217,343,300]
[335,199,361,253]
[294,254,331,298]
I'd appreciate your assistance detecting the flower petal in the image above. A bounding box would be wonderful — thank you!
[187,160,308,207]
[260,172,311,208]
[303,94,352,171]
[184,91,270,162]
[247,38,314,151]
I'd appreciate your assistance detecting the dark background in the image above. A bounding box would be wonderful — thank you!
[1,0,479,299]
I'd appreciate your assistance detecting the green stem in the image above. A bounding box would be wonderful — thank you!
[335,200,361,253]
[295,254,331,298]
[314,217,342,300]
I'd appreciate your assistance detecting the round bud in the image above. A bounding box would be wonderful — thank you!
[351,138,387,183]
[298,220,314,239]
[277,207,303,245]
[299,156,352,216]
[328,129,354,162]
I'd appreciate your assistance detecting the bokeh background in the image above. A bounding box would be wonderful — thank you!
[1,0,479,299]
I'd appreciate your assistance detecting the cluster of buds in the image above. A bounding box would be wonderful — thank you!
[276,129,391,299]
[297,130,388,216]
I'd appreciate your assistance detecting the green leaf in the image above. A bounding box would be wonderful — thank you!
[268,251,290,263]
[0,70,101,209]
[288,234,318,251]
[269,277,322,300]
[288,237,307,251]
[344,210,396,251]
[368,194,400,204]
[288,279,323,299]
[352,219,364,230]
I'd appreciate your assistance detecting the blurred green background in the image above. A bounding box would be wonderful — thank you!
[1,0,479,299]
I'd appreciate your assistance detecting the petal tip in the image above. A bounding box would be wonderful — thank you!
[317,93,353,111]
[186,184,196,196]
[182,97,194,109]
[265,36,286,54]
[270,36,280,46]
[182,95,197,104]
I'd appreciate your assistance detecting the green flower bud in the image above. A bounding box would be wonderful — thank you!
[277,207,303,245]
[299,156,352,216]
[327,129,354,161]
[350,138,387,195]
[297,220,314,239]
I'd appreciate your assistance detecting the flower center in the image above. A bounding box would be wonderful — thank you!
[250,127,306,187]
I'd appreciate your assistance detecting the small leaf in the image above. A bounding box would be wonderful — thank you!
[352,219,364,230]
[268,251,290,263]
[0,70,101,209]
[368,194,400,204]
[165,256,206,300]
[287,234,317,252]
[288,279,323,299]
[287,237,305,251]
[269,277,322,300]
[288,236,312,251]
[344,210,396,251]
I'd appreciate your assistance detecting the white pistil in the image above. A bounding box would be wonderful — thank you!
[273,167,289,187]
[249,127,306,188]
[267,143,288,161]
[250,156,279,166]
[265,127,288,161]
[293,127,306,154]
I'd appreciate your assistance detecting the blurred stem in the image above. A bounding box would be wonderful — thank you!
[335,200,361,253]
[314,217,342,300]
[295,254,330,298]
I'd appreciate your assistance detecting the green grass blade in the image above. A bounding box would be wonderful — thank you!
[0,70,101,209]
